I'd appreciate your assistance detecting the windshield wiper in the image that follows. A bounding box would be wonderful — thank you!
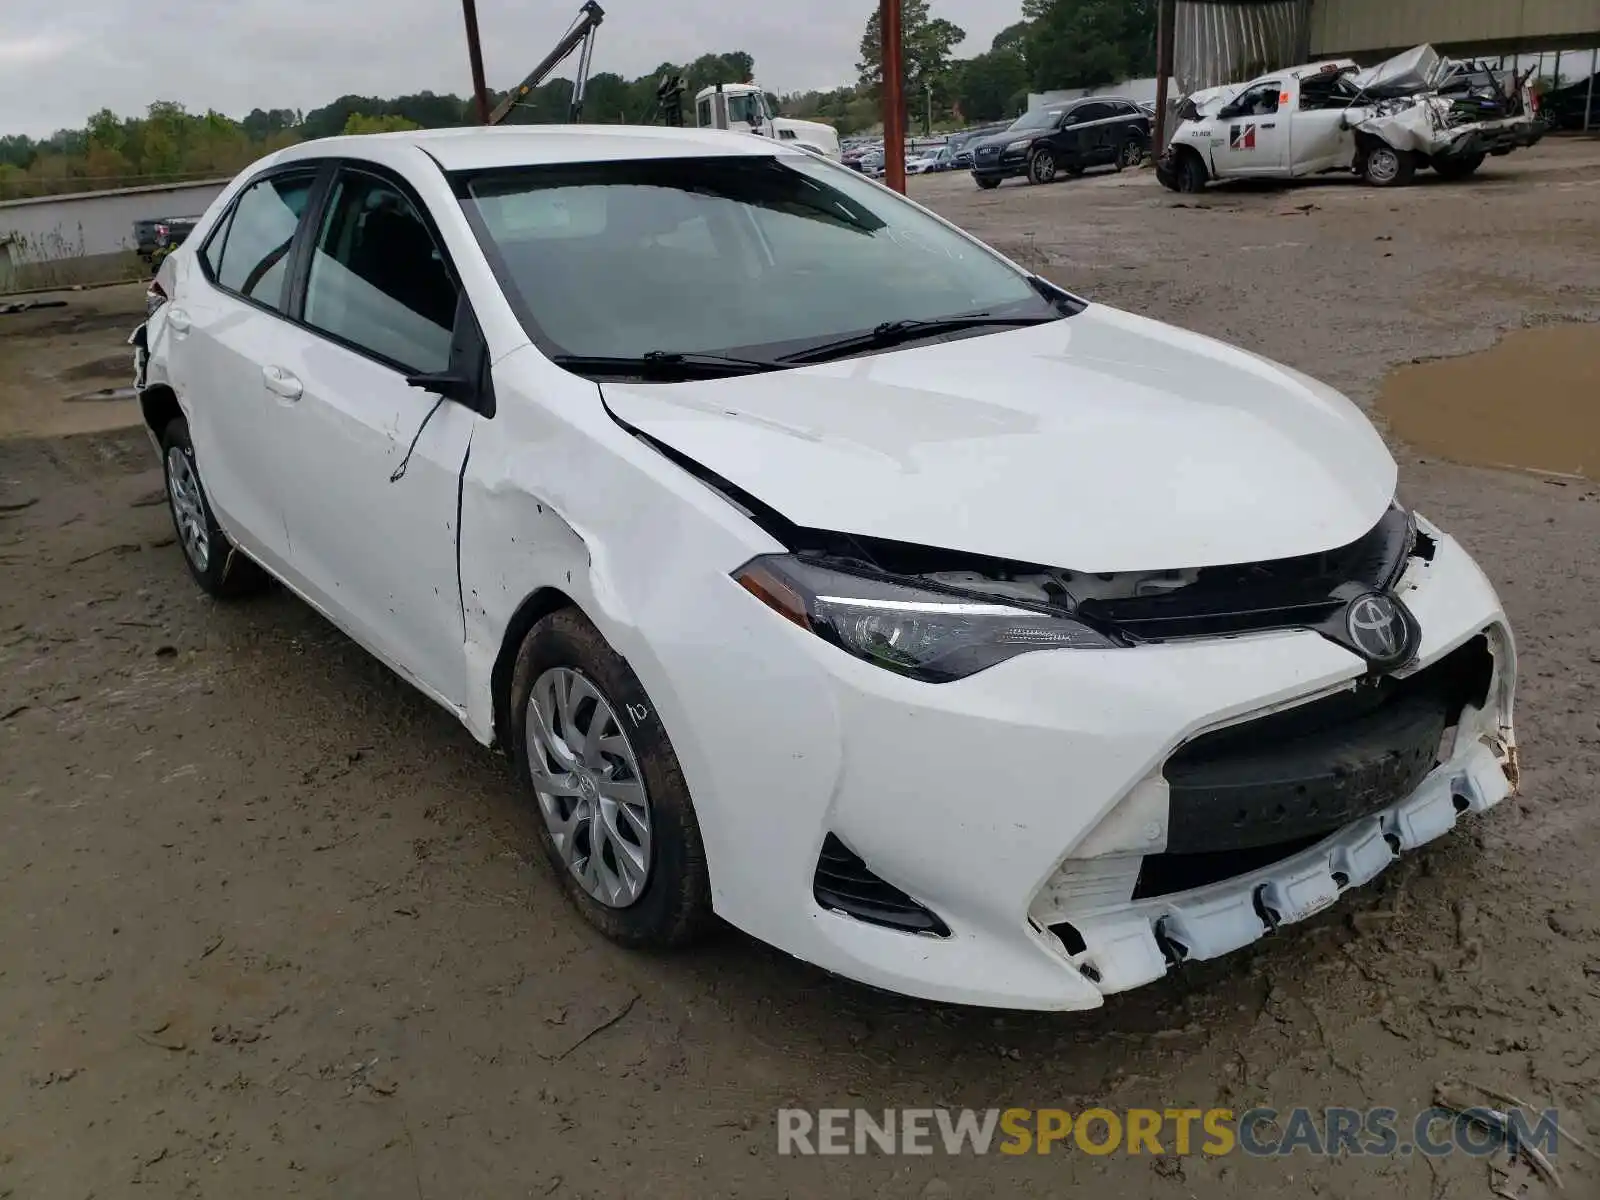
[549,350,785,380]
[777,314,1061,365]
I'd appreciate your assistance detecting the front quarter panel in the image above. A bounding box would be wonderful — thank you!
[457,349,853,913]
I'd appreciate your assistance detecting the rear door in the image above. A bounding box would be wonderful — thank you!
[1070,102,1116,165]
[176,165,325,573]
[1290,74,1356,174]
[273,163,478,706]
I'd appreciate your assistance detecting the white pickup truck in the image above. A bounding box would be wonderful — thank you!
[1159,46,1542,191]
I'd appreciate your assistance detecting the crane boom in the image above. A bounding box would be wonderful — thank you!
[487,1,606,126]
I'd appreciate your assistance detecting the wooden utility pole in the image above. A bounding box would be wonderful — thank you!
[1151,0,1176,156]
[881,0,907,193]
[462,0,492,124]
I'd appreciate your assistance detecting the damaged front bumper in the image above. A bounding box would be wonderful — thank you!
[698,516,1517,1011]
[1029,678,1514,994]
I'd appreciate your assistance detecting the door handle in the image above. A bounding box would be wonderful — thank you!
[1262,122,1277,129]
[261,365,303,402]
[166,307,191,335]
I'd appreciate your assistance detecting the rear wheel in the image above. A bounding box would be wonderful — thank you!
[1360,143,1416,187]
[1027,147,1058,185]
[1433,152,1485,180]
[161,417,268,598]
[1116,139,1144,170]
[510,608,713,949]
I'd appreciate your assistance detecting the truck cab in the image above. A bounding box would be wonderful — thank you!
[1168,63,1360,183]
[694,84,842,161]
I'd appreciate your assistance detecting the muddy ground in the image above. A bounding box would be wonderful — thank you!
[2,140,1599,1200]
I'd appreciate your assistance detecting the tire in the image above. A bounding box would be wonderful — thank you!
[160,417,268,598]
[510,608,713,949]
[1433,152,1485,181]
[1115,139,1144,170]
[1174,151,1207,193]
[1027,147,1058,185]
[974,175,1001,190]
[1360,143,1416,187]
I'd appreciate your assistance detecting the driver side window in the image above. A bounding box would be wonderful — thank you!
[302,171,458,374]
[1235,84,1282,116]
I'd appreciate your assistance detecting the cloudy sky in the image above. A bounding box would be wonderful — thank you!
[1,0,1018,138]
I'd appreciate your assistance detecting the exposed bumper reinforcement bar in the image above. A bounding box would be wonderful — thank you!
[1055,736,1511,995]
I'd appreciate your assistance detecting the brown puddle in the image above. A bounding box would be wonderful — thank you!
[1377,325,1600,480]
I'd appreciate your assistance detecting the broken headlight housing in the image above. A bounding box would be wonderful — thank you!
[734,555,1114,683]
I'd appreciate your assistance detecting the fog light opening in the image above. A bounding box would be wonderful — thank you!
[1050,921,1087,956]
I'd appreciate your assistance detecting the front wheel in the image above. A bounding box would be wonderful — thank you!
[161,417,268,598]
[510,608,713,949]
[1027,148,1058,185]
[974,175,1001,190]
[1360,143,1416,187]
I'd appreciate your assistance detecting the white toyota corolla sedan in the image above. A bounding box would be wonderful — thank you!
[131,125,1518,1010]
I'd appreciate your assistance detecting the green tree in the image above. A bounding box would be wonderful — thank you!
[954,49,1029,122]
[857,0,967,106]
[1024,0,1157,91]
[342,113,422,135]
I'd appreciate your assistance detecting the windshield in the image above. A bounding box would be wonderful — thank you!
[725,92,762,124]
[457,154,1066,366]
[1009,108,1062,132]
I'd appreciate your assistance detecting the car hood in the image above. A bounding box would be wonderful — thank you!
[972,129,1032,151]
[601,304,1397,573]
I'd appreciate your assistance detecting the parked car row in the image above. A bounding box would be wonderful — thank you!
[838,104,1153,191]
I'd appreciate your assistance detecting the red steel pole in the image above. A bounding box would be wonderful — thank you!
[462,0,492,124]
[881,0,907,193]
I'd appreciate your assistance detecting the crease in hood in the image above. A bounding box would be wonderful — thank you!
[602,304,1397,574]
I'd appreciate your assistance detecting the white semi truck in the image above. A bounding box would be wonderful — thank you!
[694,83,842,161]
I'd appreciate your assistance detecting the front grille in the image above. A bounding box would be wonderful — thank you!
[1133,633,1494,897]
[1080,505,1417,643]
[814,834,950,936]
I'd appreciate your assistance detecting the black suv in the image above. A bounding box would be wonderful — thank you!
[969,98,1150,188]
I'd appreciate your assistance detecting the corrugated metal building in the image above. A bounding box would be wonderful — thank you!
[1310,0,1600,58]
[0,178,227,292]
[1174,0,1600,92]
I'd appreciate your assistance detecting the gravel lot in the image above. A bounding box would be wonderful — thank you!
[2,139,1598,1200]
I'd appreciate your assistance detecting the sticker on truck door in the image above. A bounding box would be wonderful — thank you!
[1229,123,1257,150]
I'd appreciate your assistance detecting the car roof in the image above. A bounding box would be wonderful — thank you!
[271,124,801,173]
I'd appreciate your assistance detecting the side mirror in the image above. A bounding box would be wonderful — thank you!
[407,368,479,408]
[406,293,496,418]
[747,112,762,126]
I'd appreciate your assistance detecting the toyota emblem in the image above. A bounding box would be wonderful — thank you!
[1345,592,1409,665]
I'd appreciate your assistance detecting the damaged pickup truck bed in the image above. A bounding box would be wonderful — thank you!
[133,125,1519,1010]
[1159,44,1543,191]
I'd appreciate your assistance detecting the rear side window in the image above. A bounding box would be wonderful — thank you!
[211,171,317,311]
[302,171,458,374]
[1075,103,1113,123]
[201,207,234,277]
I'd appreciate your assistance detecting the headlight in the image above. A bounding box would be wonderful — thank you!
[1005,138,1033,152]
[734,555,1114,682]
